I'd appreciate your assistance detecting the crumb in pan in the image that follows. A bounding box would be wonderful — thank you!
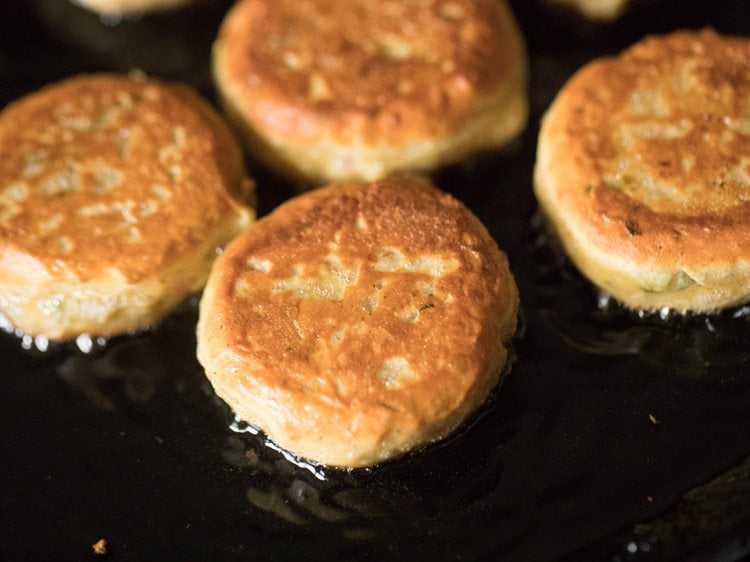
[92,538,107,555]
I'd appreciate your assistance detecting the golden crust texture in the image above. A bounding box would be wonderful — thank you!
[197,176,518,467]
[213,0,528,183]
[0,73,254,339]
[72,0,194,16]
[535,29,750,312]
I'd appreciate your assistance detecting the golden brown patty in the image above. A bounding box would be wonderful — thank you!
[535,29,750,312]
[0,73,254,340]
[72,0,193,16]
[197,176,518,467]
[213,0,528,183]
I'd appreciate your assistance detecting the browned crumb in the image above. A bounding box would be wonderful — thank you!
[646,495,654,503]
[648,414,659,425]
[92,538,107,555]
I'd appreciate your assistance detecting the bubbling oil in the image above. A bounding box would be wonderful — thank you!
[529,213,750,377]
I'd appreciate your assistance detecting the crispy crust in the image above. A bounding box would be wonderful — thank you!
[213,0,528,183]
[197,176,518,467]
[535,30,750,312]
[0,73,254,339]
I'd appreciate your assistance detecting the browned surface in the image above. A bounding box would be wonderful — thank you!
[198,176,518,466]
[214,0,523,143]
[535,30,750,309]
[0,73,253,285]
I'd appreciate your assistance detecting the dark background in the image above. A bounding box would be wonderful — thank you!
[1,1,749,560]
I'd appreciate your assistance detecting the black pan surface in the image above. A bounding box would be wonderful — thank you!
[1,1,749,560]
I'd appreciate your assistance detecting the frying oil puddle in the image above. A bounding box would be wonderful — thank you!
[223,418,386,535]
[221,382,512,534]
[529,213,750,376]
[4,297,391,534]
[229,417,328,481]
[12,218,745,554]
[1,298,205,411]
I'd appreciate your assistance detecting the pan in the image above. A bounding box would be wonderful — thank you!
[1,1,749,559]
